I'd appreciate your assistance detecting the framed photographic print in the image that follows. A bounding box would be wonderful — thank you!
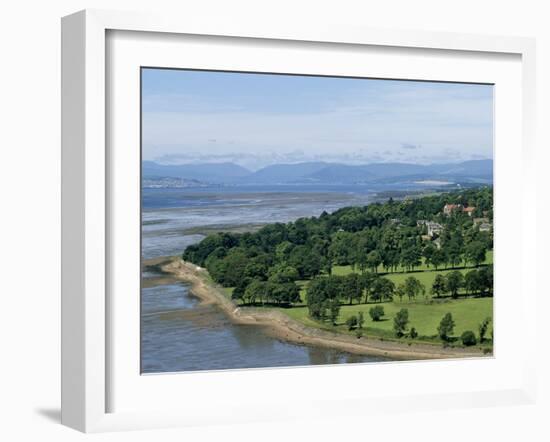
[61,9,537,432]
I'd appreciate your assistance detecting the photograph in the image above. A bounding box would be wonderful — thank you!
[140,68,494,374]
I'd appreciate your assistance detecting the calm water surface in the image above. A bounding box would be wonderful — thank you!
[141,185,393,373]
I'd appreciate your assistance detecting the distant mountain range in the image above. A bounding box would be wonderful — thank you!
[142,159,493,186]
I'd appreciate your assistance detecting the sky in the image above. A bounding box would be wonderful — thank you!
[142,68,494,171]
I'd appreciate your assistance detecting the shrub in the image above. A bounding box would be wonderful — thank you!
[345,315,358,330]
[369,305,385,321]
[461,330,477,346]
[410,327,418,339]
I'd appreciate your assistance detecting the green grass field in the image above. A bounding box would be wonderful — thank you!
[275,297,492,343]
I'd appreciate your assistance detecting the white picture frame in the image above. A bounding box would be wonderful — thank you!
[61,9,537,433]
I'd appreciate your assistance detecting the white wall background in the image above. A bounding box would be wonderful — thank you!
[0,1,547,440]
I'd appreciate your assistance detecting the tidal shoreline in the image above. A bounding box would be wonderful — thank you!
[145,256,487,361]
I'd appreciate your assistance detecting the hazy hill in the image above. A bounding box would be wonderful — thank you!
[239,162,328,184]
[241,159,493,185]
[304,163,431,183]
[430,159,493,177]
[142,159,493,185]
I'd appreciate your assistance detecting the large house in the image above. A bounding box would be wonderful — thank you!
[417,219,443,237]
[426,221,444,237]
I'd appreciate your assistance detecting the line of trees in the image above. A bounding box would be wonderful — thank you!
[305,273,404,323]
[231,279,301,306]
[431,267,493,299]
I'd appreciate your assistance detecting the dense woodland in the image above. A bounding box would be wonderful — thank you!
[183,187,494,335]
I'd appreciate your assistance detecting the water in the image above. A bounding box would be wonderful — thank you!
[141,185,392,373]
[141,185,378,260]
[141,279,383,373]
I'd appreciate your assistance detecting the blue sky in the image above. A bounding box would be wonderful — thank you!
[142,68,493,170]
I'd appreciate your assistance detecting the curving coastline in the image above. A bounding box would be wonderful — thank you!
[146,256,488,361]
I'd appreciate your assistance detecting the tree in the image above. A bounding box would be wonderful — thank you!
[383,249,401,273]
[244,259,268,280]
[328,231,356,266]
[431,274,447,298]
[423,242,437,268]
[370,277,395,303]
[284,282,301,305]
[400,244,422,272]
[268,265,299,284]
[465,241,487,267]
[305,277,326,319]
[342,273,363,305]
[231,290,245,305]
[478,317,491,342]
[464,270,481,296]
[361,272,378,303]
[431,248,446,270]
[355,235,371,274]
[288,245,322,278]
[366,250,382,273]
[437,312,455,341]
[380,227,402,272]
[306,276,341,320]
[183,232,238,267]
[231,277,252,305]
[369,305,385,321]
[461,330,477,346]
[244,279,268,305]
[204,249,246,287]
[403,276,425,301]
[446,271,464,299]
[269,282,301,305]
[395,282,406,302]
[393,308,409,337]
[275,241,294,263]
[478,266,493,296]
[444,240,463,269]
